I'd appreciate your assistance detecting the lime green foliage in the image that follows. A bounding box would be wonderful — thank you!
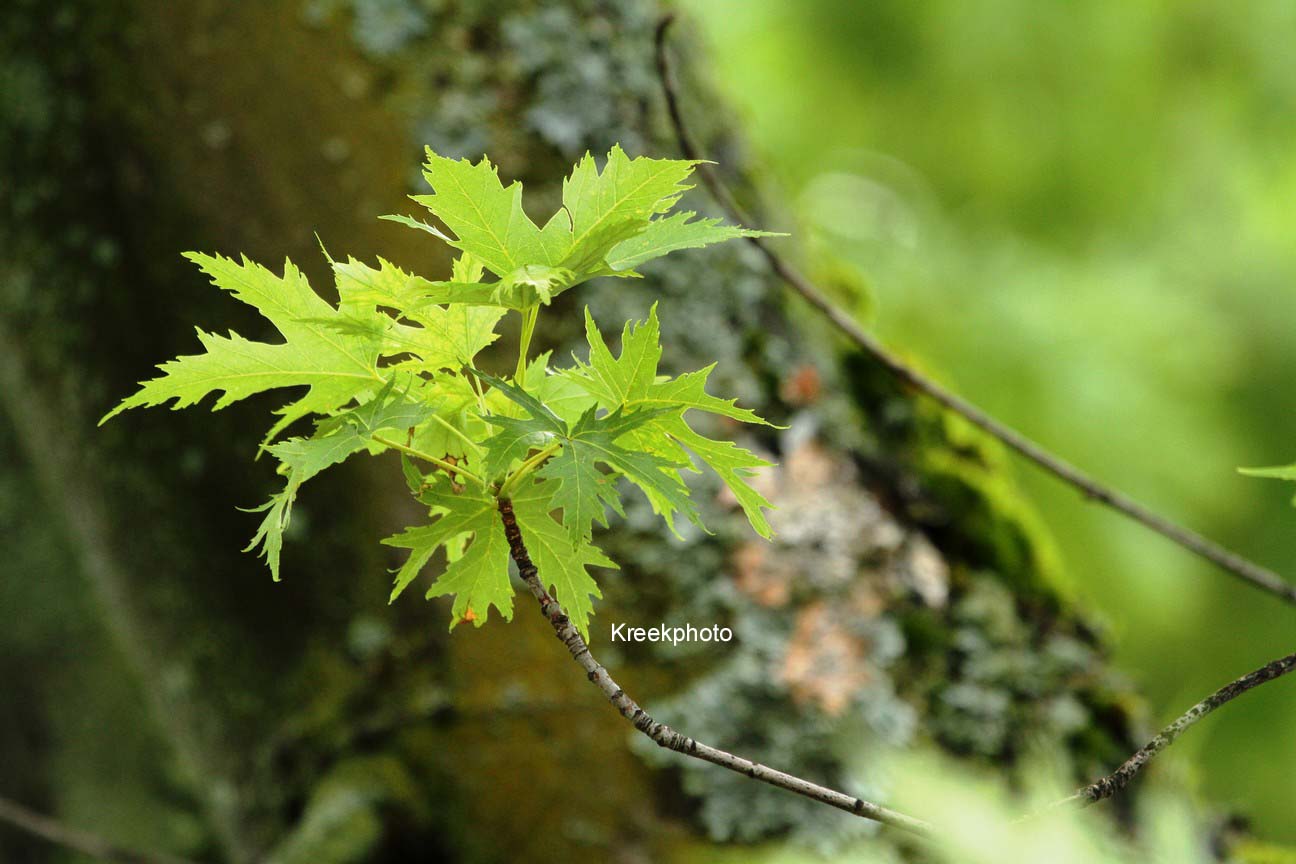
[384,477,512,624]
[410,145,780,301]
[102,253,387,441]
[688,2,1296,839]
[567,307,776,536]
[104,147,773,638]
[1240,464,1296,506]
[1240,466,1296,480]
[511,478,618,636]
[1234,841,1296,864]
[249,383,439,580]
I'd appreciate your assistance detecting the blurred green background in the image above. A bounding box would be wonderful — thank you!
[681,0,1296,841]
[4,1,1296,860]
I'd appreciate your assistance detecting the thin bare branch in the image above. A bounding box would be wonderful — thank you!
[653,14,1296,607]
[496,497,934,838]
[1050,649,1296,810]
[0,795,199,864]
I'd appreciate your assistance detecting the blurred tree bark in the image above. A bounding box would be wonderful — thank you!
[0,1,1141,862]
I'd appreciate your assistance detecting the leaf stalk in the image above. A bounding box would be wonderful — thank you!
[372,433,485,487]
[515,304,540,382]
[498,440,562,498]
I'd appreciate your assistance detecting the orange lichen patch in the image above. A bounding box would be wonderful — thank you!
[733,541,791,608]
[780,602,874,717]
[783,439,838,489]
[780,363,822,406]
[846,581,886,620]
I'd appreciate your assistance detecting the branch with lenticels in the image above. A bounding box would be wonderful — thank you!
[495,497,934,838]
[1043,648,1296,812]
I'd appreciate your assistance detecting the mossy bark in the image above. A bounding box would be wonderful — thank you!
[1,1,1142,862]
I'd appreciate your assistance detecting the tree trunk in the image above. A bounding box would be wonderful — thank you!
[0,1,1141,862]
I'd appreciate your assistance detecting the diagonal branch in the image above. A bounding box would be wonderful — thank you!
[0,795,199,864]
[653,15,1296,608]
[1050,648,1296,810]
[495,497,934,838]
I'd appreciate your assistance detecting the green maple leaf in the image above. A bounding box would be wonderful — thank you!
[451,251,485,284]
[332,378,438,436]
[497,263,574,306]
[411,303,506,370]
[331,254,439,314]
[549,407,699,539]
[557,145,697,277]
[246,430,363,581]
[481,373,695,541]
[529,352,598,425]
[330,255,506,372]
[1240,465,1296,480]
[103,253,384,440]
[104,144,779,634]
[571,303,768,424]
[413,150,571,281]
[538,430,627,543]
[335,250,534,313]
[383,477,513,629]
[511,478,617,639]
[572,305,662,406]
[605,210,779,273]
[568,305,775,538]
[247,384,438,579]
[553,419,696,541]
[481,412,555,481]
[409,373,489,461]
[1240,463,1296,506]
[429,281,533,309]
[477,354,600,481]
[475,372,568,433]
[476,371,570,483]
[409,147,779,299]
[659,416,774,538]
[378,212,452,242]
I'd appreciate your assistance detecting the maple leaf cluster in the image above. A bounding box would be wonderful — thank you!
[105,145,778,638]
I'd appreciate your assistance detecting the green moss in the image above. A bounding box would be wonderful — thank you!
[838,350,1139,789]
[917,448,1067,604]
[843,350,1068,605]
